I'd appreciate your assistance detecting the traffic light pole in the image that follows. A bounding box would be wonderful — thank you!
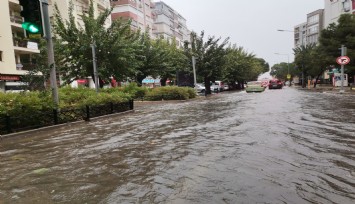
[41,0,59,105]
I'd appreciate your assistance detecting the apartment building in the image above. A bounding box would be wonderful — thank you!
[324,0,355,27]
[294,22,307,47]
[49,0,112,28]
[306,9,324,45]
[293,9,324,47]
[152,1,190,47]
[0,0,41,92]
[0,0,111,92]
[111,0,154,36]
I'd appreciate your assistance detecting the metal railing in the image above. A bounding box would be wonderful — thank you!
[0,100,134,135]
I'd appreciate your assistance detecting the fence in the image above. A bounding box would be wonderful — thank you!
[0,100,133,135]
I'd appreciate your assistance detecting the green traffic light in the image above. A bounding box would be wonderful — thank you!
[22,22,40,33]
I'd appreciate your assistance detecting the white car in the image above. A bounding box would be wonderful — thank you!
[195,83,206,93]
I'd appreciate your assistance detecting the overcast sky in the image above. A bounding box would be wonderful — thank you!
[160,0,324,68]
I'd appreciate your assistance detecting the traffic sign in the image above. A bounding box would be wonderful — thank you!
[336,56,350,65]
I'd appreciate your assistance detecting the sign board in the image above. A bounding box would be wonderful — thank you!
[0,75,20,81]
[27,42,38,50]
[336,56,350,65]
[287,74,291,79]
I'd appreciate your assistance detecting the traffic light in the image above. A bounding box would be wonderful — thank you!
[19,0,43,36]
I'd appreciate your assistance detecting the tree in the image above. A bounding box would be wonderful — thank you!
[293,44,316,88]
[222,45,266,89]
[318,14,355,83]
[53,0,139,87]
[185,31,229,94]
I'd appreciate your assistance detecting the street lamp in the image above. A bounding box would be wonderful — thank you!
[277,29,295,32]
[274,53,290,86]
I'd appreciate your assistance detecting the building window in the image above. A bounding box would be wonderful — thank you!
[0,51,3,61]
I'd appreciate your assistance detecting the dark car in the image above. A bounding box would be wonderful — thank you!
[268,79,283,89]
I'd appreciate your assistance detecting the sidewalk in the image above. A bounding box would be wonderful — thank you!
[294,85,355,94]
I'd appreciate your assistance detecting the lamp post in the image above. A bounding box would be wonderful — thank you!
[192,56,197,86]
[274,53,290,86]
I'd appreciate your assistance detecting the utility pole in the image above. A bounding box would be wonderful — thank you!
[192,56,197,86]
[91,41,99,93]
[340,45,346,93]
[42,0,59,105]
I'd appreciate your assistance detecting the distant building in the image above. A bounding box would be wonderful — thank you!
[294,22,307,47]
[152,1,190,47]
[293,9,324,47]
[324,0,355,27]
[111,0,154,36]
[306,9,324,45]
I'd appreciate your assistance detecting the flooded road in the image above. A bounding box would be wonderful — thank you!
[1,87,355,203]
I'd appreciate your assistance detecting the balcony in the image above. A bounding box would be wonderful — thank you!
[98,0,110,9]
[13,38,40,54]
[10,15,22,24]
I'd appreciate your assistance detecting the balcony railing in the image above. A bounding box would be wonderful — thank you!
[13,38,39,50]
[10,15,22,24]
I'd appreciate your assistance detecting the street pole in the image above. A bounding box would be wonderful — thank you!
[192,56,197,86]
[91,41,99,93]
[287,55,290,86]
[41,0,59,105]
[340,45,346,93]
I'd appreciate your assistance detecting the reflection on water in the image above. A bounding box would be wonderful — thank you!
[1,88,355,203]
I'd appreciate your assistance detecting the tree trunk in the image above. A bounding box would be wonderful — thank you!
[313,73,321,88]
[204,76,211,95]
[160,77,167,86]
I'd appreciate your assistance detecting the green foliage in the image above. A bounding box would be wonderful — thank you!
[101,83,148,99]
[145,86,195,101]
[0,91,54,115]
[53,0,140,85]
[185,31,229,94]
[222,45,266,87]
[58,87,131,108]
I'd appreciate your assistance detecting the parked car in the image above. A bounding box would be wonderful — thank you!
[195,83,205,93]
[210,84,221,92]
[268,79,283,89]
[223,84,229,91]
[214,81,224,91]
[245,81,265,93]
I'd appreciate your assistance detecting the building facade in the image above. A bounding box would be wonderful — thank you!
[0,0,111,92]
[294,22,307,47]
[152,1,190,47]
[111,0,154,36]
[0,0,41,92]
[324,0,355,27]
[306,9,324,45]
[293,9,324,47]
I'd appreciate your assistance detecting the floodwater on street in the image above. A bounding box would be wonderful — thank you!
[0,87,355,203]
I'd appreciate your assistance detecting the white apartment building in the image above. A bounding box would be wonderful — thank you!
[324,0,355,27]
[0,0,41,92]
[0,0,111,92]
[49,0,112,28]
[293,9,324,47]
[152,1,190,47]
[294,22,307,47]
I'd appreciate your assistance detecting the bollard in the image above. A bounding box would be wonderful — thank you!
[129,99,134,110]
[5,115,12,134]
[85,105,90,121]
[53,109,58,125]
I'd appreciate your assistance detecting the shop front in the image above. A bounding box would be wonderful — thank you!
[0,74,22,92]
